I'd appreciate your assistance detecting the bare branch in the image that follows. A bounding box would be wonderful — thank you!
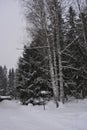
[61,33,82,54]
[63,65,79,71]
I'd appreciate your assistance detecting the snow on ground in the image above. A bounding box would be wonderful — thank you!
[0,99,87,130]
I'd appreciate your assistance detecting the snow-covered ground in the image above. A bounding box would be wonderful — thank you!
[0,99,87,130]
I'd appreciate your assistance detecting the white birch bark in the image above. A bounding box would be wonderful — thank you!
[53,42,59,100]
[53,0,64,103]
[43,0,59,107]
[46,36,59,107]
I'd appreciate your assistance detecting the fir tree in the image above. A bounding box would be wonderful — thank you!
[16,44,52,105]
[0,65,7,95]
[64,6,87,98]
[7,68,15,97]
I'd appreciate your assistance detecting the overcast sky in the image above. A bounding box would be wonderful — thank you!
[0,0,25,69]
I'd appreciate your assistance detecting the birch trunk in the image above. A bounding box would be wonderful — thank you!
[53,0,64,103]
[53,41,59,101]
[56,34,64,103]
[58,51,64,103]
[43,0,59,107]
[47,37,59,107]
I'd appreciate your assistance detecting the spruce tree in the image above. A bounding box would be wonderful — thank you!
[64,6,87,98]
[7,68,15,97]
[16,44,52,105]
[0,65,7,96]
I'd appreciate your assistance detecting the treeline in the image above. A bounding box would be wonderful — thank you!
[0,66,15,98]
[15,0,87,107]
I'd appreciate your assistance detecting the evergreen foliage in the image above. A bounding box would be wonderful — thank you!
[0,66,7,95]
[7,68,15,97]
[16,44,52,105]
[16,0,87,106]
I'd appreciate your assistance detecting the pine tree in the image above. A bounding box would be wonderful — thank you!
[16,44,52,105]
[76,0,87,48]
[76,1,87,98]
[64,6,87,99]
[21,0,60,107]
[0,65,7,95]
[3,66,7,95]
[7,68,15,97]
[18,0,87,106]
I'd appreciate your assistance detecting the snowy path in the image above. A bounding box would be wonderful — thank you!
[0,100,87,130]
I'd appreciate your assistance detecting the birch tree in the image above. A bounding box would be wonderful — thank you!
[21,0,66,105]
[21,0,59,107]
[20,0,87,105]
[46,0,64,103]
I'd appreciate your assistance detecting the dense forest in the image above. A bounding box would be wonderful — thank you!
[1,0,87,108]
[0,66,15,97]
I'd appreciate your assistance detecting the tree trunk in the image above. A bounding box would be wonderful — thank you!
[54,0,64,103]
[43,0,59,107]
[77,0,87,48]
[53,40,59,100]
[46,36,59,108]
